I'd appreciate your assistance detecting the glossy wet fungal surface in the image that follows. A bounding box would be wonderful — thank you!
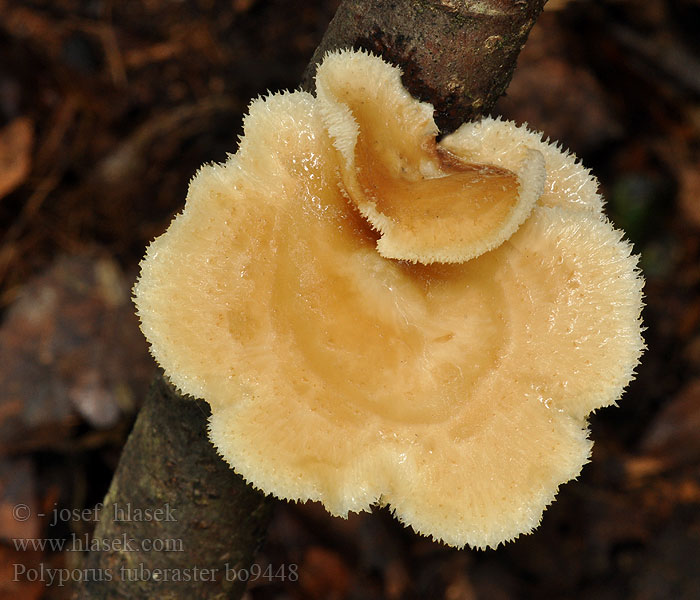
[134,50,645,549]
[316,51,547,264]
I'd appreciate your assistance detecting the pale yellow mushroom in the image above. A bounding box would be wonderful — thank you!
[441,116,605,216]
[133,50,644,549]
[316,50,547,264]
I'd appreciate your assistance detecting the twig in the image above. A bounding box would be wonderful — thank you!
[302,0,547,131]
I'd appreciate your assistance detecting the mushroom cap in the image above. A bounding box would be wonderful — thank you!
[133,50,644,549]
[316,51,547,264]
[441,116,605,217]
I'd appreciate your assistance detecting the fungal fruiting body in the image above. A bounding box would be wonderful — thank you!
[134,50,644,549]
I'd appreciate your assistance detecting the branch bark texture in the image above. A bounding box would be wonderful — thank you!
[76,1,546,598]
[303,0,547,131]
[76,376,272,599]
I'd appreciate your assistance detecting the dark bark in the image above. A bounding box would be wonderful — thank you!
[302,0,547,131]
[75,1,546,598]
[75,375,272,599]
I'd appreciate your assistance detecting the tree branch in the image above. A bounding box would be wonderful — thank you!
[303,0,547,131]
[76,375,272,599]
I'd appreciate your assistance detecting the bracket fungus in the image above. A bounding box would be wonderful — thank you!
[134,50,644,549]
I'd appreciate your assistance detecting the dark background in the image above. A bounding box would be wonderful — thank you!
[1,0,700,598]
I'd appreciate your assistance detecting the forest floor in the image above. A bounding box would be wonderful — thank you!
[1,1,700,598]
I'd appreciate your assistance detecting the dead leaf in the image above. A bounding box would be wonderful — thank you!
[639,380,700,471]
[0,254,152,454]
[678,162,700,229]
[299,546,350,600]
[0,457,39,542]
[0,117,33,200]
